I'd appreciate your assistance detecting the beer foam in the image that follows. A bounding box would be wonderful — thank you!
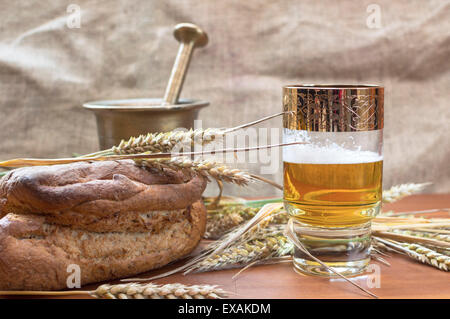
[283,129,383,164]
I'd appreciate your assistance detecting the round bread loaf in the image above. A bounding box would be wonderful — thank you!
[0,160,207,290]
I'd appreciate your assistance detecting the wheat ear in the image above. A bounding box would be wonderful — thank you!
[188,234,293,273]
[205,211,245,239]
[135,157,253,186]
[373,237,450,271]
[382,183,431,203]
[91,283,227,299]
[82,111,287,158]
[0,141,303,169]
[205,206,287,239]
[113,129,223,155]
[0,282,227,299]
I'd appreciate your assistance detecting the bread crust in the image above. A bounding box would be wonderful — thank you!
[0,201,206,290]
[0,160,208,290]
[0,160,207,228]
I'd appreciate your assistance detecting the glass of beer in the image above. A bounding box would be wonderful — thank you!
[283,84,383,277]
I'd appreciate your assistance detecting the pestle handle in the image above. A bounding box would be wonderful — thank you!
[163,23,208,106]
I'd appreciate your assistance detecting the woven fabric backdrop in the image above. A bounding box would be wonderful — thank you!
[0,0,449,196]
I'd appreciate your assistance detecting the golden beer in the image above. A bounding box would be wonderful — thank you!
[284,160,383,227]
[282,84,384,276]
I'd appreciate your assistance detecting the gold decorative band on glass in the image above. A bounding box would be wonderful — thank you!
[282,84,384,277]
[283,84,384,132]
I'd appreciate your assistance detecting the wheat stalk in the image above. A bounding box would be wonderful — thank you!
[412,228,450,235]
[237,213,288,242]
[380,208,450,217]
[372,216,450,231]
[373,237,450,271]
[371,238,402,255]
[0,283,228,299]
[382,183,431,203]
[111,111,288,155]
[0,141,303,169]
[135,157,253,186]
[83,111,287,158]
[390,229,450,243]
[373,231,450,249]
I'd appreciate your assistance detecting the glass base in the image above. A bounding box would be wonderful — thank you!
[293,257,370,277]
[290,219,371,277]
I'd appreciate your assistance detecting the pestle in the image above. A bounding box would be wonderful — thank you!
[162,23,208,106]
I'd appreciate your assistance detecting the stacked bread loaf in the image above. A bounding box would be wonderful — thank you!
[0,160,207,290]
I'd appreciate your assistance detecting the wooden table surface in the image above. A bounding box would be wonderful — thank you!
[2,194,449,299]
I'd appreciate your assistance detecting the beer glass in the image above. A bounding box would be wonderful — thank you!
[282,85,383,276]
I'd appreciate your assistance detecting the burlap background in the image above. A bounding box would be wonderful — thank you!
[0,0,449,196]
